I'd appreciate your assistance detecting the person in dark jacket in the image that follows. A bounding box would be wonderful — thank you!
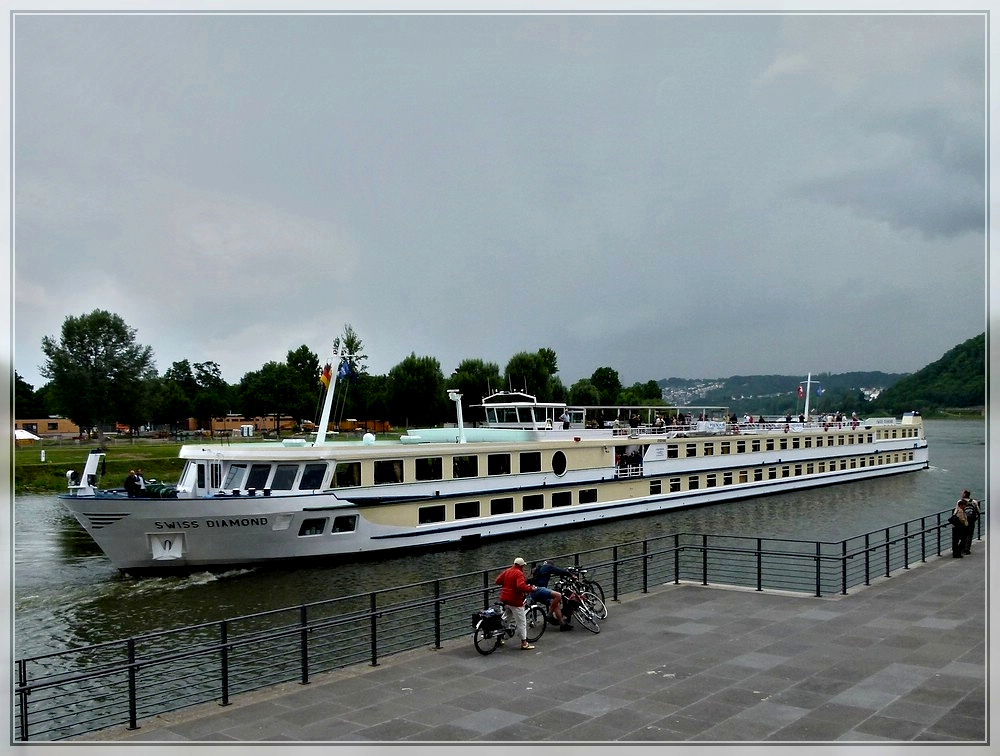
[494,557,536,650]
[958,490,981,555]
[124,470,139,498]
[529,561,574,631]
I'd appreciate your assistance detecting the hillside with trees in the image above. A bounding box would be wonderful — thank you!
[868,333,985,415]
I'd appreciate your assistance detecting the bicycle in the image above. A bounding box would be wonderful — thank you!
[471,599,547,655]
[560,567,608,621]
[558,581,603,634]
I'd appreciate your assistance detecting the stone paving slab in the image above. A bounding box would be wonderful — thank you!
[74,543,988,748]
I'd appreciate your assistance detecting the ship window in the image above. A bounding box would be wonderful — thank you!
[840,459,847,470]
[334,461,361,488]
[271,464,299,490]
[667,444,679,458]
[455,500,480,519]
[533,407,547,422]
[523,494,544,511]
[579,488,598,503]
[669,477,681,492]
[552,491,572,507]
[650,480,661,495]
[794,464,802,476]
[298,518,327,536]
[247,464,271,490]
[706,474,717,488]
[488,454,511,476]
[416,457,443,481]
[704,443,714,456]
[453,455,478,479]
[779,438,788,450]
[751,439,760,452]
[806,463,814,474]
[197,464,206,488]
[737,440,746,453]
[688,476,699,490]
[299,463,327,490]
[552,451,567,476]
[724,472,733,486]
[210,463,222,488]
[816,437,823,447]
[418,504,446,524]
[223,464,247,490]
[766,439,775,451]
[720,442,730,454]
[754,469,763,481]
[782,466,790,478]
[374,459,404,485]
[792,437,800,449]
[738,470,748,484]
[768,467,777,480]
[520,451,542,473]
[332,515,357,533]
[491,498,514,515]
[686,444,697,458]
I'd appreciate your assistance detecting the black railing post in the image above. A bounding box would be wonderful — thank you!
[701,535,708,586]
[612,545,620,600]
[903,522,909,569]
[920,516,926,562]
[17,659,28,741]
[756,538,763,591]
[642,539,649,593]
[884,527,891,577]
[126,638,139,731]
[673,534,680,584]
[369,592,380,667]
[814,542,822,597]
[937,512,942,555]
[300,605,310,685]
[220,620,230,706]
[864,533,871,586]
[841,539,848,595]
[434,580,442,649]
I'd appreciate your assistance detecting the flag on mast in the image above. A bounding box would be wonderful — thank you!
[797,384,804,399]
[320,363,332,389]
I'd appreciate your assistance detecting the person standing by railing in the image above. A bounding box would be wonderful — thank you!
[957,490,981,556]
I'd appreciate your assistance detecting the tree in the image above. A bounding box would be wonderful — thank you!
[386,353,447,427]
[590,367,623,406]
[238,361,297,435]
[448,358,503,422]
[40,310,155,439]
[191,361,232,428]
[148,377,193,433]
[285,344,321,423]
[14,372,48,418]
[568,378,601,406]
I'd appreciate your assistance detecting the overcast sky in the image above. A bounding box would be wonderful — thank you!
[11,9,987,392]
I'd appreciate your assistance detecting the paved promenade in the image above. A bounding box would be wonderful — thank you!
[78,542,988,747]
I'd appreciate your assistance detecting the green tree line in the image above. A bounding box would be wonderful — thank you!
[16,310,666,436]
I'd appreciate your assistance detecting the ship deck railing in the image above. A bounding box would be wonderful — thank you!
[12,505,978,742]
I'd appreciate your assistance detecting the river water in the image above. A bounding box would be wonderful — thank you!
[12,419,985,662]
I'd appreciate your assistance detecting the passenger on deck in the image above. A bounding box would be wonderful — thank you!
[124,470,139,497]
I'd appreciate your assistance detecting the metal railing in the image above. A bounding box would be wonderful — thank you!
[13,506,983,741]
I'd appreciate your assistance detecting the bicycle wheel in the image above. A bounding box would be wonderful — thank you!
[584,579,605,605]
[573,604,601,634]
[525,605,548,643]
[473,621,502,655]
[581,590,608,620]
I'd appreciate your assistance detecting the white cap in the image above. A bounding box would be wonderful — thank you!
[513,557,526,566]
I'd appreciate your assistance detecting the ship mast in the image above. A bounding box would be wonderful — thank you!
[315,352,340,446]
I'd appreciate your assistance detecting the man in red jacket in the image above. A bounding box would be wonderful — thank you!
[495,557,537,650]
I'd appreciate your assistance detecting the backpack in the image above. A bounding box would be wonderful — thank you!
[963,503,978,523]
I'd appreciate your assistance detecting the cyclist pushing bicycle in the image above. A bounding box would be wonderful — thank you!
[528,560,575,631]
[494,557,538,650]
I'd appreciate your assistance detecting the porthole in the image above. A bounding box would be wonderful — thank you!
[552,450,567,476]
